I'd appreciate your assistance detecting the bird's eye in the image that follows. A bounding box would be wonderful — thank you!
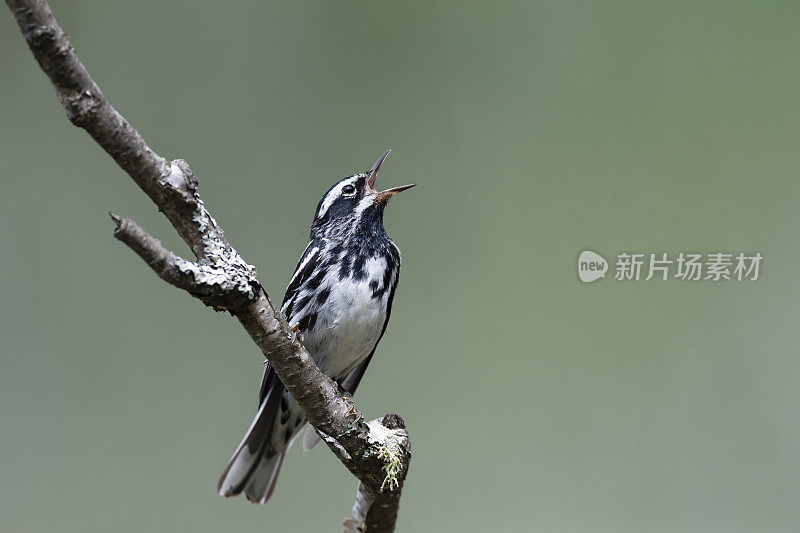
[342,184,356,196]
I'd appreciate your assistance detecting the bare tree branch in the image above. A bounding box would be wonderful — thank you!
[6,1,410,530]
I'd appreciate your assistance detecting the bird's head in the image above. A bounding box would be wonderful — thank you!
[310,150,415,239]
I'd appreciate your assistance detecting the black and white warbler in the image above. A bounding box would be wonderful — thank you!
[217,150,415,503]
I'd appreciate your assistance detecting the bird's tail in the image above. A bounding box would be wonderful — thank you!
[217,383,286,504]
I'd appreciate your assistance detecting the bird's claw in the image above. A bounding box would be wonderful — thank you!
[344,402,364,422]
[290,323,304,344]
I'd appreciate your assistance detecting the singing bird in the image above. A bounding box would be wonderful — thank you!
[217,150,414,503]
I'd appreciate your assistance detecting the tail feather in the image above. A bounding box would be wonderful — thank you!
[244,451,285,503]
[218,383,283,498]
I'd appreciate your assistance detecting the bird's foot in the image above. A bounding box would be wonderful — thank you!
[289,323,304,345]
[343,401,364,423]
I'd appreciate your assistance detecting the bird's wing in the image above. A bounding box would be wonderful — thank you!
[258,361,277,405]
[339,352,375,395]
[280,241,321,320]
[251,242,320,405]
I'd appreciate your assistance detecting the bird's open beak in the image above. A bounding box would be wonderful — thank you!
[366,149,416,203]
[374,183,416,202]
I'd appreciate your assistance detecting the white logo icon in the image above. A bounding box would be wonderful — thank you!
[578,250,608,283]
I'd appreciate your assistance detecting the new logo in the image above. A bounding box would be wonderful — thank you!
[578,250,608,283]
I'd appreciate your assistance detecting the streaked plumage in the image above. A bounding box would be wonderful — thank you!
[217,151,414,503]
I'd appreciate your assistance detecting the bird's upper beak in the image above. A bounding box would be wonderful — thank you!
[366,149,416,203]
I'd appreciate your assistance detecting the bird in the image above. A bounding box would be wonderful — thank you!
[217,150,415,503]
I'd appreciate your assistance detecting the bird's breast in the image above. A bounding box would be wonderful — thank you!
[303,255,393,378]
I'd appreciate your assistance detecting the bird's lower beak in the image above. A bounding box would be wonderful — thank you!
[375,183,417,203]
[366,149,416,203]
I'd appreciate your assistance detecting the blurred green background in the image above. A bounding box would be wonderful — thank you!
[2,1,800,531]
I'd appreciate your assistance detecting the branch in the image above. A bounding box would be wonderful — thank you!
[6,1,410,530]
